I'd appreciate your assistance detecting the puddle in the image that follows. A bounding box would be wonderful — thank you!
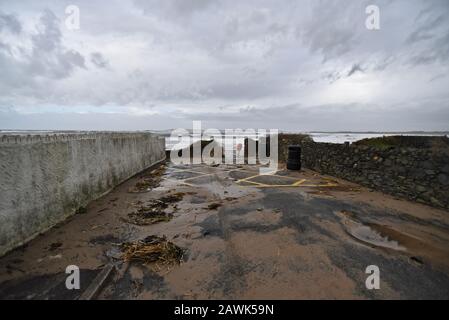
[169,171,203,180]
[346,220,406,251]
[336,211,406,251]
[334,210,449,269]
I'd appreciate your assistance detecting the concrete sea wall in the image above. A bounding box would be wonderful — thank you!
[294,139,449,210]
[0,133,165,256]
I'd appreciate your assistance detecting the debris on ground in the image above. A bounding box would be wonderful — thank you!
[89,234,121,245]
[126,200,171,225]
[128,165,166,193]
[410,256,424,266]
[76,206,87,214]
[47,242,62,251]
[125,192,185,225]
[105,247,122,260]
[159,192,185,203]
[306,190,336,198]
[121,236,184,266]
[202,230,210,237]
[130,178,161,192]
[207,203,222,210]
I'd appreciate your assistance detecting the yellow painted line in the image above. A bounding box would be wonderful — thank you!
[169,167,227,182]
[170,166,340,189]
[292,179,307,186]
[236,181,339,188]
[238,180,266,186]
[236,173,263,184]
[250,184,307,188]
[236,179,304,188]
[229,168,259,174]
[239,173,304,183]
[300,183,339,187]
[243,181,300,189]
[182,182,197,187]
[164,178,195,187]
[183,172,219,181]
[170,168,211,175]
[167,181,196,187]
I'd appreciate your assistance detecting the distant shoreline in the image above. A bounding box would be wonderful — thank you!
[2,129,449,134]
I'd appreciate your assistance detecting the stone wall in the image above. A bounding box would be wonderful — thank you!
[0,132,166,256]
[288,138,449,210]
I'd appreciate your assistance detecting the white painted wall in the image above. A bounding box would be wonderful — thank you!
[0,133,165,256]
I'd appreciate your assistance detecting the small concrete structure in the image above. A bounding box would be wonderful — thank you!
[0,132,165,256]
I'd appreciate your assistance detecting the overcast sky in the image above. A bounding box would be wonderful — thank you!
[1,0,449,131]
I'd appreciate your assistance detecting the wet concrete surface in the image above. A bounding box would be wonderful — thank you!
[1,161,449,299]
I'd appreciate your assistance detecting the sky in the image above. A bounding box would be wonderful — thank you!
[0,0,449,131]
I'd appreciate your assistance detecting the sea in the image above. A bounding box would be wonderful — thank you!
[1,129,447,151]
[165,132,449,150]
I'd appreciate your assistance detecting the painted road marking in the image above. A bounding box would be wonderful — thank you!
[167,166,340,189]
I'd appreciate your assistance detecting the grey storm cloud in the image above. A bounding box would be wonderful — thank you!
[0,8,86,94]
[0,11,20,54]
[90,52,109,69]
[0,11,21,33]
[347,64,364,77]
[28,10,86,79]
[404,1,449,66]
[0,0,449,131]
[134,0,213,18]
[406,15,444,44]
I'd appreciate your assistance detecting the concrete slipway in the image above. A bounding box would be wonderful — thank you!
[1,161,449,299]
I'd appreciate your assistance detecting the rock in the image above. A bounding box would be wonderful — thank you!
[202,230,210,237]
[410,169,426,179]
[437,173,449,186]
[423,191,434,200]
[430,197,443,207]
[416,185,427,193]
[421,161,433,169]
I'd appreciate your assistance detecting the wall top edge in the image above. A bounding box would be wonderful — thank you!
[0,132,164,144]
